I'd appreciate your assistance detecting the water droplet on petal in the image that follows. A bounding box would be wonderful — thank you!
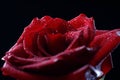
[87,47,93,51]
[1,57,5,60]
[116,31,120,36]
[90,65,103,78]
[85,65,104,80]
[53,58,59,62]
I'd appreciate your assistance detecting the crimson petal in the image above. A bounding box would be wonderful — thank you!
[17,16,53,44]
[68,14,95,30]
[2,62,64,80]
[19,46,87,75]
[90,29,120,68]
[45,33,67,55]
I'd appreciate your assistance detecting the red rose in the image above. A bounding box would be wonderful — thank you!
[1,14,120,80]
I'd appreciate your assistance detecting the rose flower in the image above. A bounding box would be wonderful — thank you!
[1,14,120,80]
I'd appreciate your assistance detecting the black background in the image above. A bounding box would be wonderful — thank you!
[0,0,120,80]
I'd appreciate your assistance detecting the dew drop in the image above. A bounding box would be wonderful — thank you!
[53,58,59,62]
[1,57,5,60]
[87,47,93,51]
[116,31,120,36]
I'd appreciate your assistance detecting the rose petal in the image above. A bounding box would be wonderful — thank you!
[6,54,50,67]
[68,14,95,30]
[66,27,95,49]
[90,29,120,66]
[19,46,87,75]
[37,34,51,56]
[100,54,113,74]
[68,14,87,28]
[23,33,38,56]
[24,16,53,36]
[17,16,53,44]
[96,30,109,36]
[45,33,67,55]
[3,43,29,60]
[66,31,84,49]
[2,62,64,80]
[46,18,74,34]
[66,65,89,80]
[83,26,95,45]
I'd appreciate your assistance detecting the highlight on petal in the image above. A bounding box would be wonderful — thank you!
[116,30,120,36]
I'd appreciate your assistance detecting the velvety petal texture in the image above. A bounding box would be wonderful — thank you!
[1,14,120,80]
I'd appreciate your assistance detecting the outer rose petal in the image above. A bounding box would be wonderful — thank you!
[89,29,120,74]
[4,43,29,58]
[96,30,109,36]
[66,65,89,80]
[68,14,95,30]
[100,54,113,74]
[2,62,90,80]
[17,16,53,44]
[68,14,95,45]
[2,62,61,80]
[45,18,75,34]
[19,46,87,75]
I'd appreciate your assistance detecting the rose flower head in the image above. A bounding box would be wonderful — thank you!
[1,14,120,80]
